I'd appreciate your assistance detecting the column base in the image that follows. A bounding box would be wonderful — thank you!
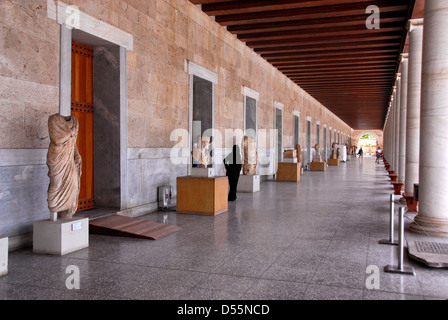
[392,182,403,195]
[403,193,418,213]
[409,215,448,238]
[0,238,8,276]
[389,174,398,182]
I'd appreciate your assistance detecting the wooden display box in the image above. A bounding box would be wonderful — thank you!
[283,150,297,159]
[177,176,228,215]
[328,158,339,166]
[276,163,301,182]
[310,162,327,171]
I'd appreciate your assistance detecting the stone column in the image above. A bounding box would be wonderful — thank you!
[404,19,424,210]
[385,103,392,164]
[388,89,397,171]
[394,76,401,178]
[398,55,408,186]
[410,1,448,237]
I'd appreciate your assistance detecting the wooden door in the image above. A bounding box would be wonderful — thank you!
[71,40,95,212]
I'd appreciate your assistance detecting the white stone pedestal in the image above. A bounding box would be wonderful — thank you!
[33,218,89,256]
[237,175,260,193]
[0,238,8,276]
[192,167,215,178]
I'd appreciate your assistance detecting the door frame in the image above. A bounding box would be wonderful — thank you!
[58,17,132,210]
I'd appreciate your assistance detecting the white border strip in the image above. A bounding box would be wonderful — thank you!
[47,0,134,51]
[274,101,284,110]
[186,61,218,84]
[242,86,259,101]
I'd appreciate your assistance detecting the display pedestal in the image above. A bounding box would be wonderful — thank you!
[191,167,215,178]
[33,218,89,256]
[237,175,260,193]
[177,176,228,215]
[0,238,8,276]
[310,162,327,171]
[276,163,301,182]
[392,182,403,195]
[328,158,339,166]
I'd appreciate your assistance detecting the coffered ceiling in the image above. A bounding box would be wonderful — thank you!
[190,0,424,130]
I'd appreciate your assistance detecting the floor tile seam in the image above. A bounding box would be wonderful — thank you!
[307,227,341,284]
[204,240,299,297]
[362,286,426,299]
[14,271,202,299]
[244,229,312,296]
[191,271,263,296]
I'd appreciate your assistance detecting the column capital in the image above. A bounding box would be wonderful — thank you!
[400,53,409,62]
[407,18,424,32]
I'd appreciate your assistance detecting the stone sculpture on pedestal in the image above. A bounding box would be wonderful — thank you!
[192,136,211,168]
[46,114,82,221]
[295,144,303,164]
[243,135,257,175]
[313,144,322,162]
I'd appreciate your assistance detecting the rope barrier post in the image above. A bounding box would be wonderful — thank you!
[384,206,416,275]
[379,194,398,246]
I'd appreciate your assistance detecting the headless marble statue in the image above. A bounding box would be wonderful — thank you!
[47,114,82,221]
[243,135,257,175]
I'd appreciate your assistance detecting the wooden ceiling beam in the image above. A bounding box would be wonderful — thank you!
[291,74,394,81]
[215,0,409,26]
[287,68,395,77]
[247,31,402,48]
[264,48,399,61]
[228,11,406,34]
[281,62,396,74]
[255,39,401,54]
[202,0,374,16]
[271,54,398,66]
[276,60,397,70]
[237,21,404,42]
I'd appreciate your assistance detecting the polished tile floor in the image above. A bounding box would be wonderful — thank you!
[1,157,447,300]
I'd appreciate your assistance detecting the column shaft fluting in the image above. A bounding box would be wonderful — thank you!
[410,0,448,237]
[398,56,408,183]
[405,19,424,196]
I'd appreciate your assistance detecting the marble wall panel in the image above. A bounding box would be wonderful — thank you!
[0,159,49,238]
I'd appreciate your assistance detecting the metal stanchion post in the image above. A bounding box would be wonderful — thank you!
[379,194,398,245]
[384,207,415,275]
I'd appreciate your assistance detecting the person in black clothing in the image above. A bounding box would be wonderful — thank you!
[357,147,364,158]
[224,145,242,201]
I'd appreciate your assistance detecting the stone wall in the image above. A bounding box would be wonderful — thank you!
[0,0,354,240]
